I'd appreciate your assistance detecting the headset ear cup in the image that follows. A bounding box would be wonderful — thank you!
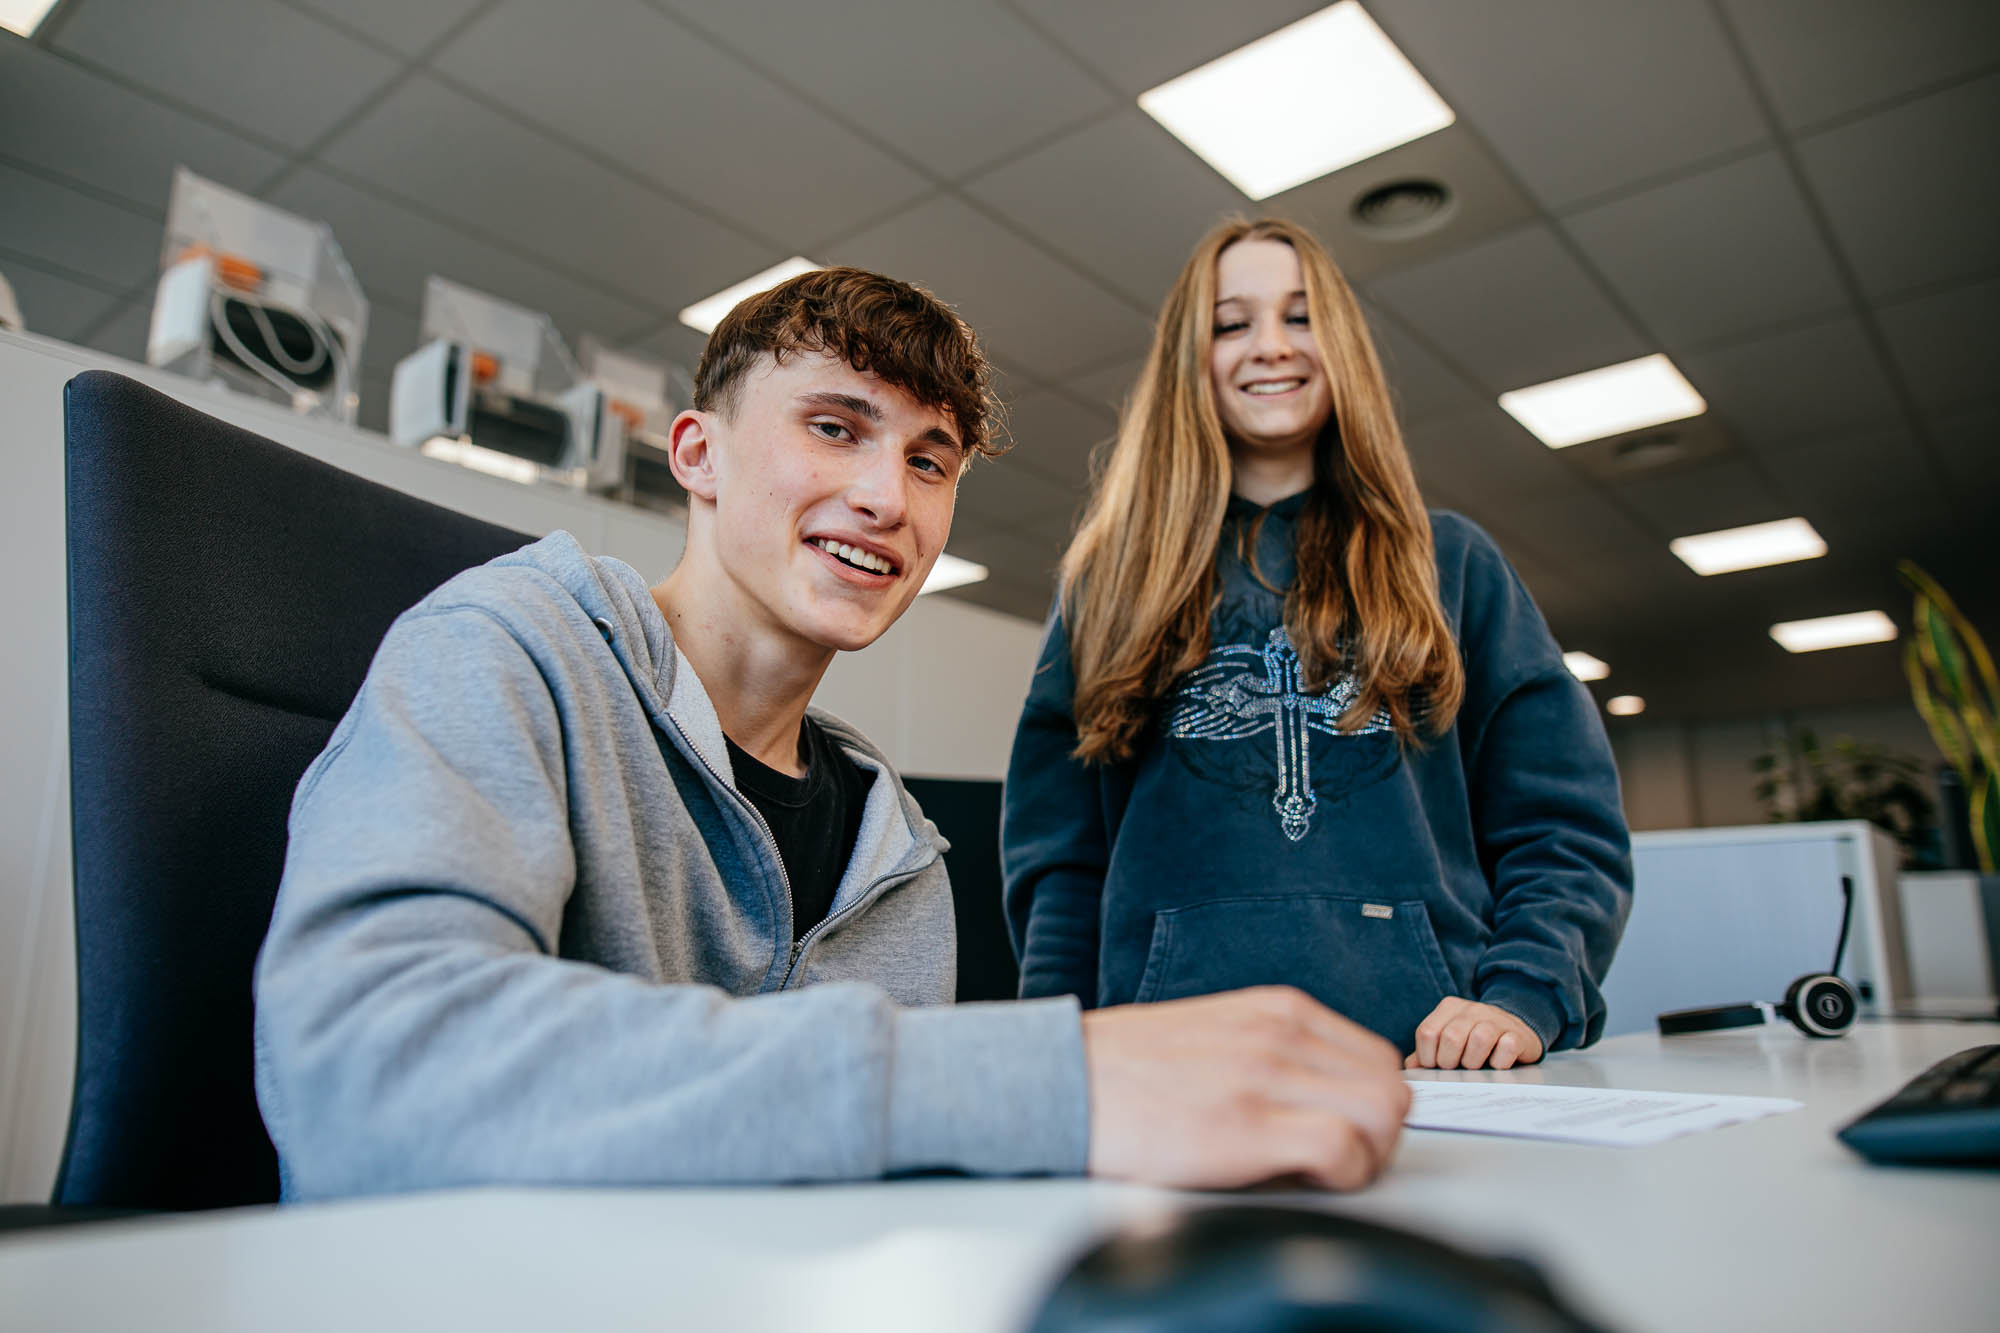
[1780,974,1856,1038]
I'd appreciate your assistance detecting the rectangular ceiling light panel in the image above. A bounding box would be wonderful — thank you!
[1499,354,1707,450]
[921,552,988,595]
[1670,517,1826,576]
[1137,2,1454,200]
[0,0,60,36]
[1562,651,1610,682]
[679,257,821,335]
[1769,611,1898,653]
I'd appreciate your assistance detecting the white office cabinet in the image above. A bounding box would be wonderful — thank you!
[1599,822,1911,1038]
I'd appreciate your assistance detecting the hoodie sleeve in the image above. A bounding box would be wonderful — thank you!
[1001,610,1109,1005]
[1444,519,1634,1054]
[254,603,1088,1198]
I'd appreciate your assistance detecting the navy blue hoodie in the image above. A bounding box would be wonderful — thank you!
[1002,497,1632,1056]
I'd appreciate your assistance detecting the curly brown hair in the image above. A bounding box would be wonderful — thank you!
[693,266,1004,461]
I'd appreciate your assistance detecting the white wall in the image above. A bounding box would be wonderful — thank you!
[0,329,1044,1201]
[1608,701,1944,832]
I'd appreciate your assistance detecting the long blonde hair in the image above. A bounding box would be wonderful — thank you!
[1059,217,1464,765]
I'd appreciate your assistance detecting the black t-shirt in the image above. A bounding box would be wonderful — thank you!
[725,718,872,942]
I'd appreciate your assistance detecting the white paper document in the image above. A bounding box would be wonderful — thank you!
[1405,1079,1802,1147]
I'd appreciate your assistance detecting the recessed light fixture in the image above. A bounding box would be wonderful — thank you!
[1563,651,1610,682]
[0,0,61,37]
[1137,1,1454,200]
[920,552,988,595]
[1499,354,1707,450]
[1670,517,1826,576]
[1769,611,1898,654]
[1606,695,1646,716]
[679,257,821,335]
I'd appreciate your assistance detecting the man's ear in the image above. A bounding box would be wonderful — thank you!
[666,408,720,502]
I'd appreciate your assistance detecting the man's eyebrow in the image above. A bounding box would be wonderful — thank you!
[921,425,964,455]
[798,390,882,422]
[800,390,963,454]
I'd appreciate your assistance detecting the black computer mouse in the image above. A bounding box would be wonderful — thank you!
[1024,1204,1612,1333]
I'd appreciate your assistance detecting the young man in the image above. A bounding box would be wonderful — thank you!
[254,268,1409,1199]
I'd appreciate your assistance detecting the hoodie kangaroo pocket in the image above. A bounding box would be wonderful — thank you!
[1131,893,1456,1053]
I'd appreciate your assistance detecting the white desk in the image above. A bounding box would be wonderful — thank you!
[2,1022,1994,1332]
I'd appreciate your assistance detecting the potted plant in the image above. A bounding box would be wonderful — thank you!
[1901,561,1999,873]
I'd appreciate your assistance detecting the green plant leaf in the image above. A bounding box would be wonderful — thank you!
[1923,599,1971,702]
[1907,640,1974,778]
[1903,559,2000,708]
[1975,772,1999,876]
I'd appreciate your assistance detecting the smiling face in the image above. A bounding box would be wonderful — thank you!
[1208,238,1334,469]
[672,349,962,658]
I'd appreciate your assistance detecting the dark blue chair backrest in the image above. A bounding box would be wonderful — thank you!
[901,776,1019,1004]
[60,371,529,1209]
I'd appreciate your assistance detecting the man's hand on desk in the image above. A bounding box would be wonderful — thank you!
[1079,986,1410,1191]
[1405,997,1543,1071]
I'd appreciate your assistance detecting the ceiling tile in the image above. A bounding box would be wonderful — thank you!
[1482,494,1678,612]
[1796,73,2000,299]
[81,298,153,364]
[1005,0,1326,94]
[1562,151,1848,349]
[0,161,162,291]
[1929,401,2000,500]
[317,76,770,312]
[963,109,1245,308]
[1401,407,1582,506]
[1367,223,1650,392]
[655,0,1114,179]
[54,0,403,152]
[0,39,287,211]
[1367,0,1767,210]
[954,447,1082,537]
[266,169,663,353]
[999,388,1116,491]
[1759,423,1950,539]
[1611,458,1788,538]
[356,300,421,377]
[1269,124,1541,283]
[0,258,123,342]
[356,369,393,435]
[1065,356,1145,416]
[938,568,1055,625]
[1876,276,2000,415]
[1680,316,1902,450]
[1358,300,1485,425]
[433,0,929,251]
[290,0,487,56]
[1719,0,2000,131]
[826,194,1154,382]
[617,320,713,378]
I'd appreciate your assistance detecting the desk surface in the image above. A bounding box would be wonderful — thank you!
[3,1021,1995,1332]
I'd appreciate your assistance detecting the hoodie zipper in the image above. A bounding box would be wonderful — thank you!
[659,714,939,990]
[778,863,930,989]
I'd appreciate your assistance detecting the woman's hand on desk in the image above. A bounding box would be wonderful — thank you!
[1079,986,1410,1192]
[1405,998,1543,1070]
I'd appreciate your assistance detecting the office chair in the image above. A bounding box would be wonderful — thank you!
[45,370,530,1216]
[900,777,1019,1003]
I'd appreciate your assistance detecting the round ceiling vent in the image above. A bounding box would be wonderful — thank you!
[1609,431,1687,471]
[1351,179,1455,239]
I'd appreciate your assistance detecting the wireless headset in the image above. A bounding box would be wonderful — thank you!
[1657,877,1860,1040]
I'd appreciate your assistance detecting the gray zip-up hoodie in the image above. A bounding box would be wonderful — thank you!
[253,531,1089,1199]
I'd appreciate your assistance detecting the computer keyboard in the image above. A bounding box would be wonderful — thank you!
[1836,1044,2000,1165]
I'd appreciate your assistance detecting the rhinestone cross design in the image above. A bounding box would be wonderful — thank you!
[1165,627,1392,841]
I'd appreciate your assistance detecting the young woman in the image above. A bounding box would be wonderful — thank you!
[1001,218,1632,1070]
